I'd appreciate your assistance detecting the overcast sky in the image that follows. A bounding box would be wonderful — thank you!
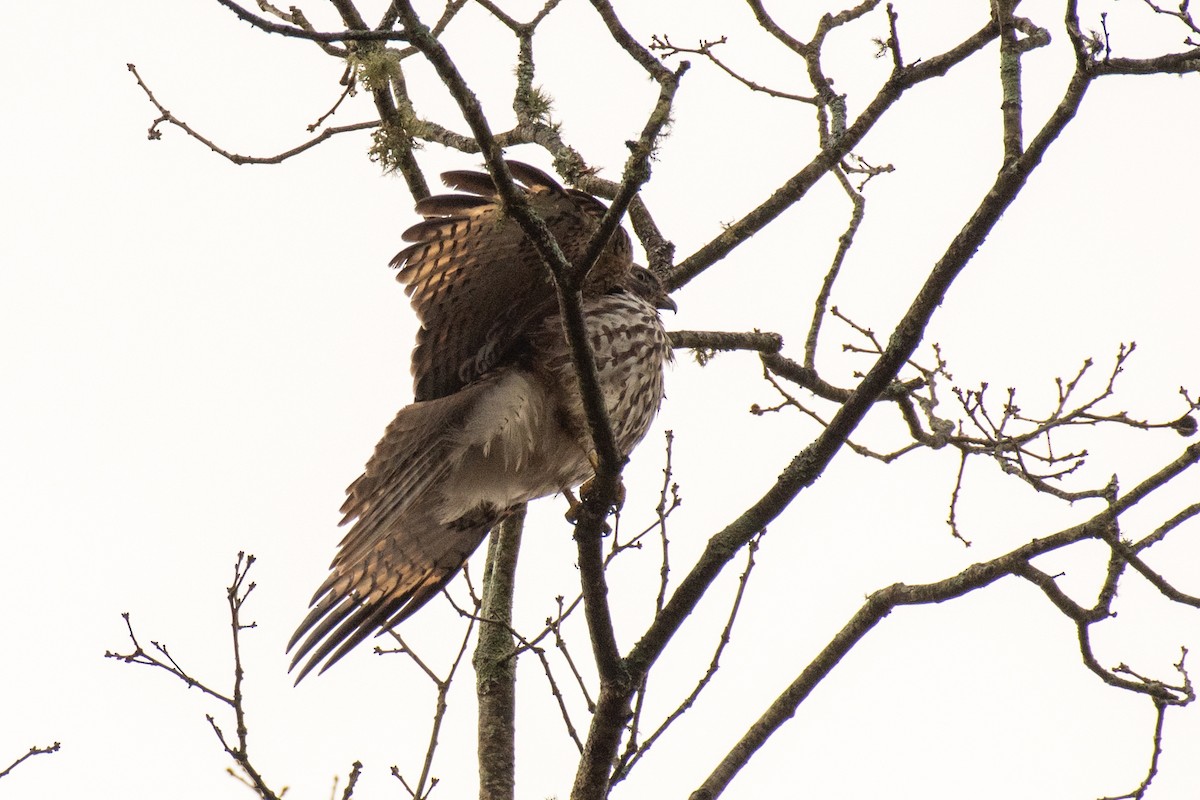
[3,2,1198,799]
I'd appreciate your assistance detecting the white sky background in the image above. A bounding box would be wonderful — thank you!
[2,1,1199,798]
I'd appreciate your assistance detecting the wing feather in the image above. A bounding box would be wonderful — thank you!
[329,376,502,568]
[391,160,632,401]
[289,372,533,679]
[288,513,493,681]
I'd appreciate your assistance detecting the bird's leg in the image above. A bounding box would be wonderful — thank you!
[562,450,625,531]
[563,487,582,522]
[583,447,627,511]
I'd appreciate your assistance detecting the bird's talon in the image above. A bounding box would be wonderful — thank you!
[562,482,617,535]
[563,487,581,523]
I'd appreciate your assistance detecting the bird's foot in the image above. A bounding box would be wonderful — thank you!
[562,478,623,535]
[563,449,626,533]
[579,474,626,513]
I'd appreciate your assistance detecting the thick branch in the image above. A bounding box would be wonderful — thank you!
[670,330,783,357]
[630,37,1099,721]
[474,507,526,800]
[996,0,1025,164]
[669,18,999,289]
[690,437,1200,800]
[1091,49,1200,75]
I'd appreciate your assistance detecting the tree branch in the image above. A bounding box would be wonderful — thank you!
[127,63,378,164]
[0,743,61,781]
[212,0,411,42]
[633,23,1099,735]
[669,17,999,289]
[690,440,1200,799]
[473,507,526,800]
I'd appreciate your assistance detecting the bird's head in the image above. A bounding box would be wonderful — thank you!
[625,265,677,313]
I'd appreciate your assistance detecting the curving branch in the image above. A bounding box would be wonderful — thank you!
[668,16,1000,289]
[690,443,1200,798]
[127,63,378,164]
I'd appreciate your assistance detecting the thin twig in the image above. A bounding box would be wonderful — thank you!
[213,0,411,42]
[614,534,763,785]
[127,64,377,164]
[105,553,284,800]
[805,166,867,369]
[0,743,61,780]
[649,34,818,103]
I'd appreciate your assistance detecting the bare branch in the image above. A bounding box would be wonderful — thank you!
[1099,699,1170,800]
[670,330,783,364]
[1099,525,1200,608]
[0,743,61,781]
[128,63,377,164]
[249,1,349,56]
[1136,503,1200,551]
[387,607,476,799]
[805,166,867,368]
[1139,0,1200,39]
[945,450,972,546]
[670,17,999,289]
[474,507,526,800]
[691,446,1200,800]
[106,553,284,800]
[614,534,763,786]
[212,0,411,42]
[527,632,586,753]
[650,34,818,103]
[104,611,235,706]
[1091,49,1200,75]
[996,0,1025,163]
[586,0,674,82]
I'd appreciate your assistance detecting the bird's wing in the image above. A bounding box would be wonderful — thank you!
[392,160,632,401]
[287,504,492,681]
[288,369,546,680]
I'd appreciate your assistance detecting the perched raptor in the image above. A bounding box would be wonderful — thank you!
[288,161,675,680]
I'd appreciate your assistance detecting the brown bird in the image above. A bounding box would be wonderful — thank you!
[288,161,675,680]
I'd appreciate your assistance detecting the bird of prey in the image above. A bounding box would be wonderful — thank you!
[288,161,676,680]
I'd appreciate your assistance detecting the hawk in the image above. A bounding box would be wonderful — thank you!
[288,161,675,680]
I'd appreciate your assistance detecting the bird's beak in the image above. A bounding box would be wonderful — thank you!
[656,293,678,313]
